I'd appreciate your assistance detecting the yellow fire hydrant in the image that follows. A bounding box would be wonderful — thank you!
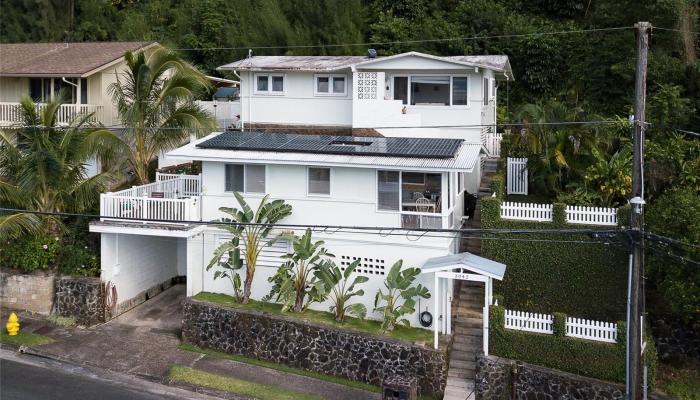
[6,312,20,336]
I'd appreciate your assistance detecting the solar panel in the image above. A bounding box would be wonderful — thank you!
[197,132,463,159]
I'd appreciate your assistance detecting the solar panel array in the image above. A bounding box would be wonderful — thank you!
[197,132,463,159]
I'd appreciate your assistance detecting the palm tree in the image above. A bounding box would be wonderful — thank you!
[0,96,116,239]
[107,47,216,185]
[208,193,293,304]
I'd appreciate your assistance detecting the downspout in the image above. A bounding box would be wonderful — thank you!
[61,77,79,104]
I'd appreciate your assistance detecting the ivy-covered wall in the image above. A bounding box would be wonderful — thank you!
[481,195,628,321]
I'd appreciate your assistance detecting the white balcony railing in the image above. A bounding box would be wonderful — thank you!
[0,102,106,127]
[100,174,202,224]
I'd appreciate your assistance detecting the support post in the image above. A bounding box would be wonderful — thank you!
[434,274,439,349]
[628,21,651,400]
[483,279,490,356]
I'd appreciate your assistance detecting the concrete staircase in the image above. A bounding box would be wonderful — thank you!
[443,157,497,400]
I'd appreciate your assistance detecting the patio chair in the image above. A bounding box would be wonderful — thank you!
[415,197,435,213]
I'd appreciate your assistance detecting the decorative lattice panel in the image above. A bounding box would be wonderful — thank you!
[339,254,386,276]
[356,72,378,100]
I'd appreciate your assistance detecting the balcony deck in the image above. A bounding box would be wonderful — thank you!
[0,102,108,127]
[100,173,202,224]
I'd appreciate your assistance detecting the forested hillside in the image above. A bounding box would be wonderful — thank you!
[2,0,698,127]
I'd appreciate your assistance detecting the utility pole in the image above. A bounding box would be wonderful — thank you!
[627,21,651,400]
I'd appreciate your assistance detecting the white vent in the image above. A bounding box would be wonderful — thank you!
[356,72,378,100]
[339,254,386,276]
[217,238,289,268]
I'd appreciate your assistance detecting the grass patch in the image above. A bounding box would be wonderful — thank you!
[47,315,77,327]
[0,330,54,347]
[169,365,323,400]
[178,343,381,393]
[193,292,433,343]
[657,363,700,400]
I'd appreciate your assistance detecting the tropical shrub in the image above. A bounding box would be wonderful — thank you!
[265,229,332,313]
[315,259,369,322]
[584,148,632,206]
[206,236,244,302]
[0,234,59,272]
[374,260,430,332]
[58,243,100,277]
[646,187,700,325]
[209,193,292,303]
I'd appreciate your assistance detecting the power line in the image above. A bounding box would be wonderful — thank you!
[4,120,623,132]
[0,207,621,238]
[654,26,700,35]
[170,26,634,51]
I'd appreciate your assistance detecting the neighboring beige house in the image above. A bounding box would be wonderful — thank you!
[0,41,159,127]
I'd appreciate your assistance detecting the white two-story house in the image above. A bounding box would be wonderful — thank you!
[90,52,511,345]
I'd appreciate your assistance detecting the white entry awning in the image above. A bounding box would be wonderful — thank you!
[421,252,506,281]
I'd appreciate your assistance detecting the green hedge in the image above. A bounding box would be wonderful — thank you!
[490,305,657,387]
[481,197,628,320]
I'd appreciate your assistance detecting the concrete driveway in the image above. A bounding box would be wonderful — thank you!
[37,284,199,378]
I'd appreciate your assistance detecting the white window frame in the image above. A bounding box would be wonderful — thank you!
[391,74,470,108]
[254,73,285,95]
[306,166,332,197]
[224,163,267,194]
[314,74,347,96]
[375,169,446,215]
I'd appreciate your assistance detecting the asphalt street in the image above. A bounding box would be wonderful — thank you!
[0,352,223,400]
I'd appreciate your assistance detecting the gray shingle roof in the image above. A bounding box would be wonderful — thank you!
[0,41,157,77]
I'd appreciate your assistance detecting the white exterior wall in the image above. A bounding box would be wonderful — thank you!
[191,228,451,328]
[200,161,469,230]
[100,233,182,306]
[241,70,353,127]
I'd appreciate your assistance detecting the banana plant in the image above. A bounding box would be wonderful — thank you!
[209,192,292,303]
[206,236,244,301]
[315,259,369,322]
[264,229,332,313]
[374,260,430,332]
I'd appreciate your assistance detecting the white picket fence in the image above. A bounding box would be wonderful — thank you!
[501,202,553,222]
[504,309,617,343]
[482,130,503,158]
[565,205,618,226]
[506,157,528,195]
[504,310,553,334]
[500,201,618,226]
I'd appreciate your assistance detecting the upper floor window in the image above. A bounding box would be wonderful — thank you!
[255,74,284,94]
[392,75,469,107]
[315,74,346,96]
[483,78,489,105]
[308,167,331,195]
[225,164,266,193]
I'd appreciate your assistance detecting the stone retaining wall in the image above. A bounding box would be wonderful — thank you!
[54,276,104,326]
[475,354,625,400]
[0,271,55,314]
[182,298,447,396]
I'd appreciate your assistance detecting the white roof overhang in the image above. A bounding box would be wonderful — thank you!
[167,133,481,172]
[420,252,506,280]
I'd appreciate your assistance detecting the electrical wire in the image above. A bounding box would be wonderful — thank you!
[170,27,634,51]
[653,26,700,35]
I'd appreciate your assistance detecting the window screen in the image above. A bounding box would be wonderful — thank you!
[332,76,345,94]
[317,76,329,93]
[377,170,400,211]
[483,78,489,105]
[271,76,284,92]
[411,76,450,106]
[245,164,266,193]
[257,75,268,92]
[308,168,330,195]
[452,77,468,105]
[393,76,408,105]
[225,164,244,192]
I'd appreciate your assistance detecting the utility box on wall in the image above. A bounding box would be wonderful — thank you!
[382,376,418,400]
